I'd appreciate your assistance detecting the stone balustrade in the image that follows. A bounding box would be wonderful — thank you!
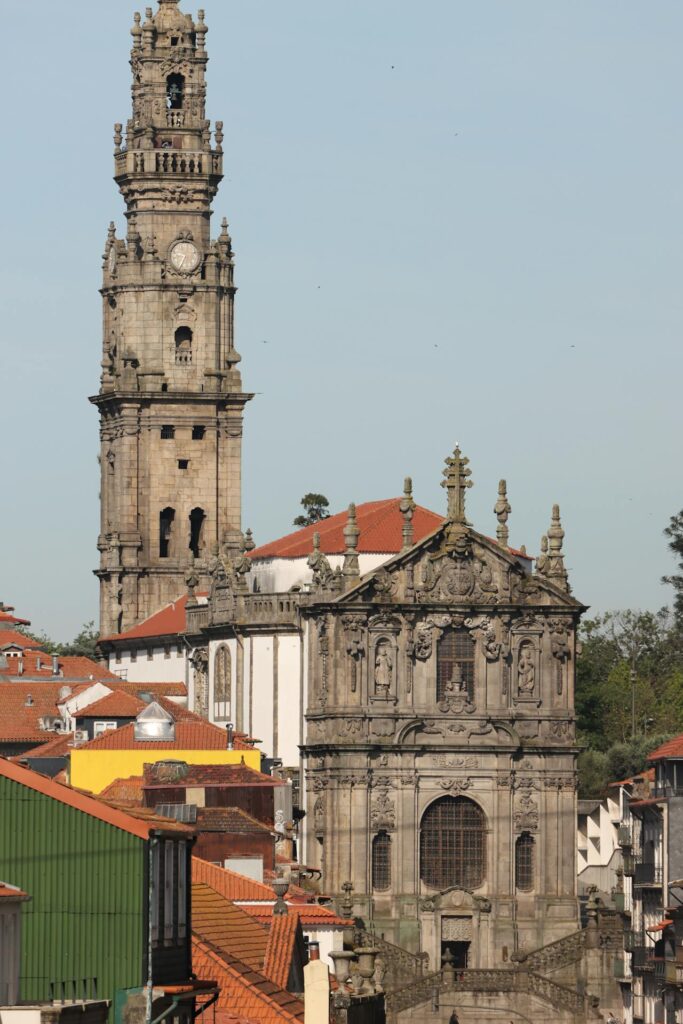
[115,149,222,177]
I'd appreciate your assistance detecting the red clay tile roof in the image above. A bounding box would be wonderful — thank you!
[0,684,72,743]
[250,498,443,559]
[0,653,120,683]
[243,904,351,929]
[192,937,304,1024]
[0,630,43,649]
[0,759,191,839]
[0,881,30,900]
[17,732,77,759]
[0,607,31,627]
[80,719,252,751]
[111,681,188,698]
[143,762,283,788]
[193,858,288,902]
[100,593,208,644]
[99,776,145,805]
[196,808,275,834]
[192,882,269,972]
[75,691,146,720]
[648,736,683,762]
[263,913,299,990]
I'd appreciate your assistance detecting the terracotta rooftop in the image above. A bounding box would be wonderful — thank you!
[143,762,283,788]
[192,937,304,1024]
[17,732,77,759]
[99,776,145,805]
[80,719,252,751]
[0,652,121,683]
[250,498,443,560]
[0,881,30,900]
[100,593,207,644]
[0,684,77,744]
[74,690,146,720]
[648,736,683,762]
[243,903,352,929]
[111,681,188,698]
[0,758,191,840]
[0,630,43,650]
[196,808,276,834]
[193,858,294,903]
[0,606,30,627]
[263,913,299,991]
[192,882,269,972]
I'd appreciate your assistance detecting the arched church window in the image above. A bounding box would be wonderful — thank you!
[159,507,175,559]
[189,508,206,558]
[167,73,185,110]
[372,832,391,892]
[214,645,231,721]
[515,832,535,892]
[437,628,475,701]
[420,796,486,890]
[175,327,193,364]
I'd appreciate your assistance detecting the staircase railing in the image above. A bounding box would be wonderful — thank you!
[355,926,429,991]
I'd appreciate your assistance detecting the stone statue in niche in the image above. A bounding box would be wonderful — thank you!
[374,642,393,697]
[518,644,535,694]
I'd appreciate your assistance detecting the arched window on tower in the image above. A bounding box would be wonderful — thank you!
[214,645,231,721]
[189,508,206,559]
[159,507,175,559]
[372,832,391,892]
[515,832,535,892]
[437,627,475,701]
[167,73,185,110]
[175,327,193,364]
[420,796,487,890]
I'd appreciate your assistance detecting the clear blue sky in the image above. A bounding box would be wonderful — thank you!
[1,1,681,639]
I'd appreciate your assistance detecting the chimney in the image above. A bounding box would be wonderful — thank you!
[52,655,59,676]
[17,655,23,675]
[25,694,33,707]
[36,657,42,671]
[308,942,320,961]
[226,722,234,750]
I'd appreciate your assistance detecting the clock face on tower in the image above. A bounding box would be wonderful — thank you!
[169,240,201,274]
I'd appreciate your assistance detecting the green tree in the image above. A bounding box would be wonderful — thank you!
[577,749,609,799]
[16,621,100,658]
[663,510,683,620]
[293,493,331,528]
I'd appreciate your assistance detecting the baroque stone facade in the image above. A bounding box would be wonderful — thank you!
[93,0,250,635]
[301,449,585,970]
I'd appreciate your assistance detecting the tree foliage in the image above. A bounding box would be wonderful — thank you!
[293,493,331,528]
[17,620,100,659]
[663,509,683,620]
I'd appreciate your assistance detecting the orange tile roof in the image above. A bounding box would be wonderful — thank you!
[75,691,146,719]
[0,653,120,682]
[192,882,269,972]
[648,736,683,762]
[263,913,299,990]
[0,881,30,900]
[17,732,77,759]
[0,759,191,840]
[192,937,304,1024]
[80,719,252,751]
[0,683,72,743]
[0,606,30,627]
[112,681,188,698]
[99,776,145,805]
[143,762,283,788]
[193,857,285,902]
[243,904,351,929]
[0,630,43,649]
[100,593,208,644]
[250,498,443,559]
[197,807,275,834]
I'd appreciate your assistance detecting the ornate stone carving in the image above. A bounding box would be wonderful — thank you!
[432,755,479,768]
[191,646,209,719]
[438,778,472,795]
[438,667,475,714]
[372,567,398,599]
[371,788,396,830]
[514,790,539,832]
[369,718,395,738]
[549,617,571,661]
[442,916,473,942]
[314,796,325,834]
[342,614,365,694]
[373,641,393,698]
[546,719,574,742]
[308,532,333,589]
[517,641,536,694]
[412,622,434,660]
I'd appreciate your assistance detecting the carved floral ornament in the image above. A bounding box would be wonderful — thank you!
[416,549,498,605]
[371,788,396,830]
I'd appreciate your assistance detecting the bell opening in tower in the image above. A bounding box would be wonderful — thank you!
[167,74,184,110]
[189,508,206,558]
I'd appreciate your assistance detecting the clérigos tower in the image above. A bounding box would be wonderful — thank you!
[92,0,250,635]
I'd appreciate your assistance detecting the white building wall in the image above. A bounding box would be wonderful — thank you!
[251,554,388,594]
[251,636,274,756]
[277,634,302,768]
[108,646,186,684]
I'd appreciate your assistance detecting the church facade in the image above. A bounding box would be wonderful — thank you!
[92,0,250,636]
[93,3,600,1004]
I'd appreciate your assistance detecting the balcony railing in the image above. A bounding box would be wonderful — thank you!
[624,930,639,952]
[631,946,654,971]
[653,957,666,982]
[623,852,636,876]
[633,862,662,886]
[664,959,683,986]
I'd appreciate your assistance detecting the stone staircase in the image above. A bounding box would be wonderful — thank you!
[354,926,429,992]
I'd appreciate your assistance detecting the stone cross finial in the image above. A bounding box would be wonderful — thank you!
[243,528,255,553]
[441,446,472,523]
[494,479,511,547]
[343,504,360,580]
[185,560,199,608]
[399,477,416,552]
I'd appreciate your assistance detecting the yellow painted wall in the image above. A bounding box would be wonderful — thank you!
[70,747,261,794]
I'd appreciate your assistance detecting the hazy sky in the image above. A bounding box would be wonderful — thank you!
[1,1,681,639]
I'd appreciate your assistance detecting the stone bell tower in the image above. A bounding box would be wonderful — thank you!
[92,1,251,636]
